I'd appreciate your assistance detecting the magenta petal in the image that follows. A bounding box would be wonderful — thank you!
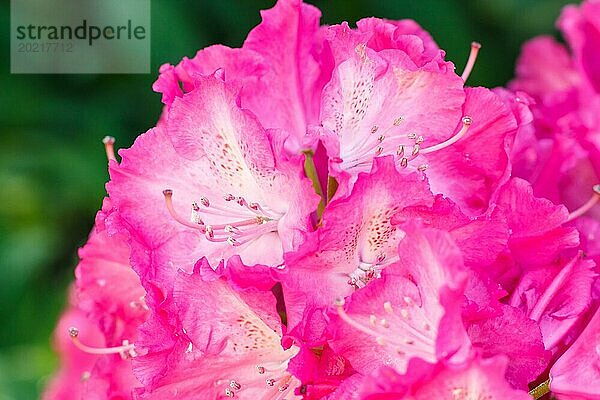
[494,177,580,267]
[560,0,600,93]
[466,304,551,389]
[511,253,597,350]
[425,87,517,215]
[551,306,600,399]
[243,0,332,142]
[511,36,579,99]
[359,354,531,399]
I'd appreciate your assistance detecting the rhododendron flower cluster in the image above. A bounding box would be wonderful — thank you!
[45,0,600,399]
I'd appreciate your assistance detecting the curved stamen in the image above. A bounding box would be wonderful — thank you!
[227,225,278,246]
[566,184,600,222]
[461,42,482,82]
[102,136,116,162]
[208,217,268,232]
[68,327,136,358]
[163,190,205,230]
[529,255,578,322]
[204,234,230,243]
[420,116,472,154]
[164,190,282,247]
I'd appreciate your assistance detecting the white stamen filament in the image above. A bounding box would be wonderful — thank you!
[343,119,415,168]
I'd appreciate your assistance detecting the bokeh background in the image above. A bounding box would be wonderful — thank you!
[0,0,576,398]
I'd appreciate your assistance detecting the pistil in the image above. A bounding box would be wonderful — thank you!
[461,42,482,82]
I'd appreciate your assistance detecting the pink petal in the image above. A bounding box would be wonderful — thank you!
[425,87,517,216]
[43,307,105,400]
[511,253,597,350]
[510,36,579,99]
[243,0,332,142]
[359,354,532,399]
[550,306,600,399]
[466,304,550,388]
[75,205,147,342]
[153,45,265,108]
[392,195,509,271]
[493,177,580,267]
[328,226,469,375]
[559,0,600,93]
[133,259,301,399]
[356,17,450,71]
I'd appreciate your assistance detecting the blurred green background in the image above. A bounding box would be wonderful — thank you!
[0,0,575,398]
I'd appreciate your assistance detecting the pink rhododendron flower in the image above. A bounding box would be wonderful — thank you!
[511,0,600,221]
[108,74,319,293]
[44,304,105,400]
[279,157,434,340]
[47,0,600,399]
[132,259,302,399]
[45,200,148,400]
[318,23,517,216]
[508,0,600,398]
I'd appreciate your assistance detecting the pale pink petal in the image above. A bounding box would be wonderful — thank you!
[133,259,301,399]
[320,46,465,183]
[108,76,317,306]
